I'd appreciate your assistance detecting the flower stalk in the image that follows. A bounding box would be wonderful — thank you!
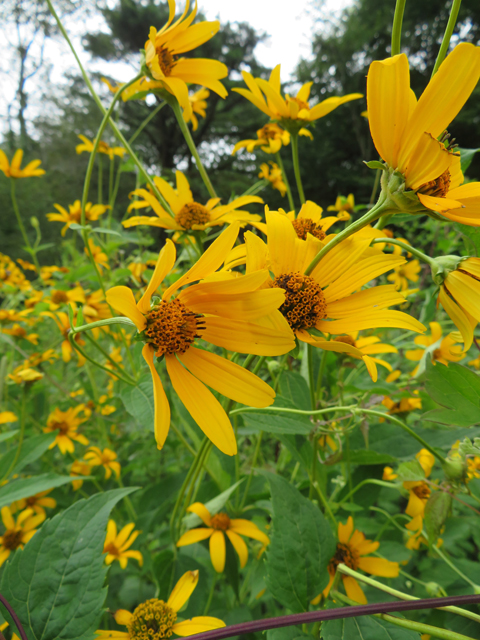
[391,0,407,56]
[290,132,305,204]
[432,0,463,76]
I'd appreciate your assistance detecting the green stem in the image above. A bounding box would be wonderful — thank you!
[391,0,407,56]
[371,237,436,266]
[337,479,397,507]
[307,344,316,410]
[203,574,218,615]
[240,179,267,198]
[67,332,136,385]
[431,0,463,77]
[230,405,357,418]
[313,481,337,527]
[10,179,40,272]
[171,100,217,199]
[369,169,382,206]
[331,590,477,640]
[180,441,212,535]
[108,156,114,203]
[129,101,166,145]
[316,348,328,403]
[1,388,27,482]
[370,506,410,538]
[45,0,173,217]
[309,433,318,500]
[290,133,305,205]
[433,545,480,590]
[71,316,136,334]
[335,563,480,626]
[239,432,263,511]
[304,194,390,276]
[98,155,103,204]
[275,152,295,211]
[374,213,393,230]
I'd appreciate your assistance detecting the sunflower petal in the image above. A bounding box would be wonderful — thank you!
[106,286,146,331]
[187,502,212,526]
[138,239,176,314]
[226,530,249,568]
[172,617,226,637]
[142,345,171,449]
[176,528,214,546]
[167,570,199,612]
[342,576,367,604]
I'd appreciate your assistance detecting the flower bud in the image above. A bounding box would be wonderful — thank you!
[430,255,466,286]
[425,582,447,597]
[380,167,426,214]
[442,456,468,483]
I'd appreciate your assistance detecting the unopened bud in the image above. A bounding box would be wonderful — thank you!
[442,456,468,483]
[425,582,447,597]
[30,216,39,229]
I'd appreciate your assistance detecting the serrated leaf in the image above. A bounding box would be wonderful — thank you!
[264,472,335,612]
[0,474,86,509]
[458,437,480,457]
[423,361,480,427]
[182,479,244,529]
[242,412,312,435]
[0,487,137,640]
[278,372,311,411]
[0,432,56,479]
[120,375,154,428]
[321,614,421,639]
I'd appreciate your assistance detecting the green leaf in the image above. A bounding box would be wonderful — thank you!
[321,614,421,639]
[278,371,311,411]
[69,222,92,232]
[455,222,480,257]
[264,472,336,612]
[267,626,310,640]
[424,491,452,544]
[0,432,56,479]
[459,147,480,174]
[182,479,244,529]
[0,487,137,640]
[458,437,480,457]
[0,430,18,443]
[363,160,386,170]
[423,361,480,427]
[241,412,312,435]
[396,459,425,482]
[91,227,123,237]
[120,375,154,428]
[0,474,87,509]
[343,450,396,465]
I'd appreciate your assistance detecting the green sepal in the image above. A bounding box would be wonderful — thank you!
[363,160,386,170]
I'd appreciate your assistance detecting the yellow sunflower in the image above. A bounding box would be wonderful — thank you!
[311,516,399,605]
[381,395,422,415]
[233,123,291,155]
[96,570,225,640]
[0,411,18,424]
[43,405,89,454]
[403,450,435,549]
[0,507,45,567]
[233,65,362,131]
[46,200,109,236]
[123,170,262,232]
[332,330,398,380]
[387,259,421,291]
[76,135,126,160]
[367,44,480,223]
[185,88,209,131]
[241,210,424,369]
[327,194,355,219]
[122,0,228,120]
[84,447,121,480]
[85,239,109,273]
[177,502,270,573]
[406,321,464,375]
[437,257,480,350]
[0,149,45,178]
[106,224,295,455]
[70,460,93,491]
[42,311,86,365]
[104,520,143,569]
[258,163,287,196]
[11,489,56,518]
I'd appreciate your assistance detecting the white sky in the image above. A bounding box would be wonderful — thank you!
[0,0,351,137]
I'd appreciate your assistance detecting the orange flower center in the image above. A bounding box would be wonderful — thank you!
[104,541,120,557]
[145,299,205,356]
[128,599,177,640]
[258,124,283,140]
[156,46,177,76]
[329,542,360,573]
[271,272,327,330]
[210,512,231,530]
[413,483,431,500]
[417,169,451,198]
[52,420,71,435]
[2,529,23,551]
[51,290,69,304]
[334,335,356,347]
[175,202,210,230]
[287,96,309,111]
[291,218,326,241]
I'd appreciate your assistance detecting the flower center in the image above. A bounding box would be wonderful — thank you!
[156,46,177,76]
[144,299,205,356]
[51,290,69,304]
[271,273,327,330]
[210,513,231,530]
[413,483,431,500]
[259,124,283,140]
[432,348,442,361]
[104,541,120,557]
[53,420,71,435]
[417,169,451,198]
[2,529,23,551]
[127,599,177,640]
[329,542,360,573]
[334,335,356,347]
[287,96,309,112]
[175,202,210,230]
[291,218,326,241]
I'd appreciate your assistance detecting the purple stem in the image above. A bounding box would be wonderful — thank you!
[191,593,480,640]
[0,593,29,640]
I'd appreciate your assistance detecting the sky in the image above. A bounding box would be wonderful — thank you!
[0,0,351,138]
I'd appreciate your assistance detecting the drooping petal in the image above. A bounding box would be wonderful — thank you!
[172,617,226,637]
[105,286,146,331]
[187,502,212,526]
[342,576,367,604]
[137,239,176,314]
[201,316,295,356]
[209,530,226,572]
[444,271,480,321]
[229,519,270,545]
[338,516,353,543]
[165,355,237,455]
[316,310,425,335]
[176,528,214,547]
[226,530,249,568]
[358,556,399,577]
[417,192,464,213]
[167,570,199,612]
[367,54,411,168]
[142,345,171,449]
[168,21,220,54]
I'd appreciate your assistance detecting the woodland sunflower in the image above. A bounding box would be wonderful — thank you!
[403,450,435,549]
[0,507,45,567]
[84,447,121,479]
[232,123,291,155]
[437,257,480,350]
[96,571,224,640]
[123,171,262,232]
[43,405,89,454]
[405,321,464,375]
[332,330,398,380]
[106,223,295,456]
[311,516,399,605]
[241,211,425,373]
[258,163,287,196]
[233,65,362,132]
[46,200,109,236]
[122,0,228,120]
[381,395,422,415]
[367,43,480,223]
[176,502,270,573]
[0,149,45,178]
[327,194,355,218]
[103,520,143,569]
[11,489,56,518]
[42,311,86,365]
[76,135,126,160]
[185,88,209,131]
[387,259,420,291]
